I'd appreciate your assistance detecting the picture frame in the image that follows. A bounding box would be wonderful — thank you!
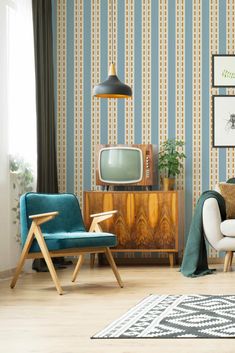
[212,54,235,87]
[213,95,235,147]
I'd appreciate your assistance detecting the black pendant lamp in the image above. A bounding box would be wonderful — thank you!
[93,0,132,99]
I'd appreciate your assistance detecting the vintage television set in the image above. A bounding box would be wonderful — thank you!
[96,144,158,187]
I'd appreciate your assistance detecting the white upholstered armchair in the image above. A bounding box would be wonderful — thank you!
[203,197,235,272]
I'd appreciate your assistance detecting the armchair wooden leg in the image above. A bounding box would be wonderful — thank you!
[229,252,234,270]
[224,251,233,272]
[10,223,35,289]
[34,226,63,295]
[72,254,84,282]
[105,248,123,288]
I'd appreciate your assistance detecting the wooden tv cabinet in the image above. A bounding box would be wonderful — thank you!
[83,190,184,266]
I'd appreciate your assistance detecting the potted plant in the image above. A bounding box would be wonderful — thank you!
[158,139,186,191]
[10,156,34,243]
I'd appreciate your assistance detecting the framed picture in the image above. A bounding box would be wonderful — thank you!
[213,95,235,147]
[212,54,235,87]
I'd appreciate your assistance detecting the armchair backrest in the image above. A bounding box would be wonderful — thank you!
[20,193,86,245]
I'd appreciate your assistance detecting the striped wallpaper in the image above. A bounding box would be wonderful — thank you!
[52,0,235,252]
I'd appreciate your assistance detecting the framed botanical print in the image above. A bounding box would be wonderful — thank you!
[213,95,235,147]
[212,54,235,87]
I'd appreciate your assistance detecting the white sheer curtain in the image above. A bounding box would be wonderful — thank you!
[0,0,11,272]
[8,0,37,169]
[0,0,36,272]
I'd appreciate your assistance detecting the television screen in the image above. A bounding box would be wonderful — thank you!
[99,148,143,183]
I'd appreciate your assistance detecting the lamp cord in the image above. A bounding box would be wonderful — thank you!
[111,0,114,64]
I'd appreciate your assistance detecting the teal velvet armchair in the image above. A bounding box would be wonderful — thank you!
[10,193,123,294]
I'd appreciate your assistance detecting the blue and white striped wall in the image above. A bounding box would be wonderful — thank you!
[52,0,235,254]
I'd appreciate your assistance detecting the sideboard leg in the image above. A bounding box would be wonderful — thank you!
[169,253,175,267]
[90,253,96,268]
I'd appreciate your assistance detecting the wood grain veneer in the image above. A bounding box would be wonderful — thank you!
[84,191,184,266]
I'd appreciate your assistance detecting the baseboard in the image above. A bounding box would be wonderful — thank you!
[0,268,16,280]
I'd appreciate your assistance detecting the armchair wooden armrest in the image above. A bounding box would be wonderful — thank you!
[29,211,59,219]
[89,210,117,232]
[29,211,59,226]
[90,210,117,218]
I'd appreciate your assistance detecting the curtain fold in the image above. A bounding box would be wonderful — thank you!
[32,0,58,193]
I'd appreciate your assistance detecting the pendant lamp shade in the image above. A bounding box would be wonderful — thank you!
[93,63,132,98]
[93,0,132,99]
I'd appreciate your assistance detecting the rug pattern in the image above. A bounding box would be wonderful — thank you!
[93,295,235,338]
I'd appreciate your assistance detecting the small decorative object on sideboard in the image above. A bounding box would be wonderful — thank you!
[158,139,186,191]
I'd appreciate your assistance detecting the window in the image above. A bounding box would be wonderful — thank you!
[7,0,37,172]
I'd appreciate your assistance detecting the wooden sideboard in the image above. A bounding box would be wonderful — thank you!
[83,190,184,266]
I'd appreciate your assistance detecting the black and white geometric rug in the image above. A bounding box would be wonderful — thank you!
[92,295,235,338]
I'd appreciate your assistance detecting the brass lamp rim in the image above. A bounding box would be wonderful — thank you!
[94,93,132,99]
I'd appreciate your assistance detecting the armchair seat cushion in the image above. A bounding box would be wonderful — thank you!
[29,232,117,253]
[220,220,235,237]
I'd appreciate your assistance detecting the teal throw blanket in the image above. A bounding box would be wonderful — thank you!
[181,190,226,277]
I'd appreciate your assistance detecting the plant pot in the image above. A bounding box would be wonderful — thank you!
[163,177,175,191]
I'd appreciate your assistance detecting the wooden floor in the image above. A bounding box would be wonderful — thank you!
[1,263,235,353]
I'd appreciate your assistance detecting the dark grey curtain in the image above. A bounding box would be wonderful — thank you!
[32,0,58,193]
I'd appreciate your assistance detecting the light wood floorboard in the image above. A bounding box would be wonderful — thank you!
[1,264,235,353]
